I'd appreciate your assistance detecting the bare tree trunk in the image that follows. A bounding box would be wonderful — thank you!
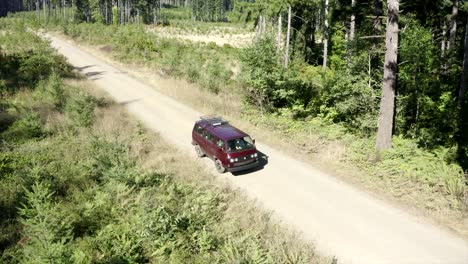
[442,22,447,57]
[368,52,372,87]
[376,0,399,151]
[119,0,123,25]
[263,15,267,33]
[127,0,131,24]
[36,0,40,20]
[277,14,282,54]
[105,0,108,24]
[153,7,157,25]
[448,0,459,51]
[255,15,261,36]
[460,19,468,104]
[48,0,51,22]
[285,6,291,68]
[323,0,329,69]
[350,0,355,41]
[43,0,46,23]
[137,9,140,28]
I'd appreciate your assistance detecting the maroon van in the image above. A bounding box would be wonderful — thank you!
[191,116,259,173]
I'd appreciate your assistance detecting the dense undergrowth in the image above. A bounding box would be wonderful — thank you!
[0,20,328,263]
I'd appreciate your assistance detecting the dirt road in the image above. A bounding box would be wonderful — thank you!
[48,35,468,264]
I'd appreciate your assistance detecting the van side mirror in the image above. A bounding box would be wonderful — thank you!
[253,139,256,145]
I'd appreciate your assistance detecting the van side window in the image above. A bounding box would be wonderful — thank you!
[195,125,204,135]
[205,132,214,143]
[216,139,225,149]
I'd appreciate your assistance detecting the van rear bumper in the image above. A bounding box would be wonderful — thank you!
[227,160,259,172]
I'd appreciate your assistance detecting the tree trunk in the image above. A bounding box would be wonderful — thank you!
[127,0,131,24]
[43,0,46,23]
[105,0,108,24]
[36,0,40,20]
[119,0,122,25]
[442,22,447,57]
[350,0,355,41]
[448,0,459,51]
[376,0,399,151]
[48,0,51,21]
[277,14,282,54]
[285,6,291,68]
[323,0,329,69]
[137,9,140,28]
[263,15,267,33]
[460,19,468,104]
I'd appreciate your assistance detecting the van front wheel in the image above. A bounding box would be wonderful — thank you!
[215,159,226,173]
[195,145,205,158]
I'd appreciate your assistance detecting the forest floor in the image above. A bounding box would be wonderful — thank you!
[45,32,468,264]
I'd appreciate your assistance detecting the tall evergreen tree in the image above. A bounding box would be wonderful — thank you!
[376,0,399,150]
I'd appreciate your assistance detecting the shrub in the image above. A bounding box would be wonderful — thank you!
[65,91,96,127]
[1,111,44,142]
[88,137,137,183]
[37,72,66,110]
[19,182,73,263]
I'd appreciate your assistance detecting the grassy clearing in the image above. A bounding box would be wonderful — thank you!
[0,20,331,263]
[52,28,468,237]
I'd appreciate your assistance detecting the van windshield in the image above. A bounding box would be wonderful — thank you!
[227,137,254,152]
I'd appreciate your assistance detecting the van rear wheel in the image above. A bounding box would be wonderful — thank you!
[195,145,205,157]
[215,159,226,173]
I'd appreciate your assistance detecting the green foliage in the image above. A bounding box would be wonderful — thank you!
[0,26,71,89]
[1,111,44,142]
[37,72,66,110]
[241,34,376,133]
[88,137,138,184]
[112,6,119,25]
[19,182,73,263]
[240,35,287,110]
[320,72,378,134]
[65,90,96,127]
[201,57,232,93]
[192,0,230,22]
[89,0,104,24]
[397,16,457,148]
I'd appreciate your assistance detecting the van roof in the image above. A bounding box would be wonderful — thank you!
[196,117,248,140]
